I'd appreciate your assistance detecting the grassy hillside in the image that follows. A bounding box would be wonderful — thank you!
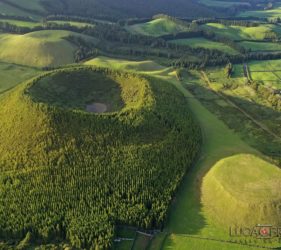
[0,66,201,248]
[6,0,45,12]
[202,154,281,227]
[0,1,37,18]
[0,62,42,94]
[127,18,189,37]
[0,19,40,28]
[239,41,281,51]
[85,56,166,72]
[0,0,44,20]
[0,30,95,67]
[169,38,239,55]
[202,23,281,40]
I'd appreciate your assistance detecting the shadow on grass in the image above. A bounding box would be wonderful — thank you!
[164,82,281,236]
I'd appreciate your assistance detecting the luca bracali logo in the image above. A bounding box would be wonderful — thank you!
[229,225,281,239]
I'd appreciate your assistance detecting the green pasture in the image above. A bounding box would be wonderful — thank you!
[163,235,265,250]
[248,59,281,88]
[202,23,281,40]
[0,30,96,67]
[239,41,281,51]
[169,37,239,54]
[0,62,41,94]
[47,20,95,28]
[0,19,41,28]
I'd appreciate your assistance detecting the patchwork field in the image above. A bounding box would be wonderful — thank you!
[169,38,238,54]
[126,17,189,37]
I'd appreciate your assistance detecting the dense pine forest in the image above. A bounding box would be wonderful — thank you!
[0,67,201,248]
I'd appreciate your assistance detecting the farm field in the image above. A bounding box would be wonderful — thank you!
[169,38,239,54]
[202,23,281,40]
[126,17,189,37]
[248,59,281,88]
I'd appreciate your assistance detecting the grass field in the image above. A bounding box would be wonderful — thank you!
[202,23,281,40]
[0,19,41,28]
[169,38,239,54]
[84,56,281,249]
[0,62,42,94]
[202,154,281,227]
[164,235,264,250]
[132,233,151,250]
[47,20,95,28]
[0,30,96,67]
[126,17,189,37]
[239,41,281,51]
[248,59,281,88]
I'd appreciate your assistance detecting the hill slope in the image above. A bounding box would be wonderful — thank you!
[0,66,201,248]
[202,154,281,227]
[0,30,95,67]
[127,17,190,37]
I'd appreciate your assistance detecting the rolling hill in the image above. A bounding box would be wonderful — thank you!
[0,30,95,67]
[126,17,190,37]
[202,23,281,40]
[202,154,281,227]
[0,66,201,248]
